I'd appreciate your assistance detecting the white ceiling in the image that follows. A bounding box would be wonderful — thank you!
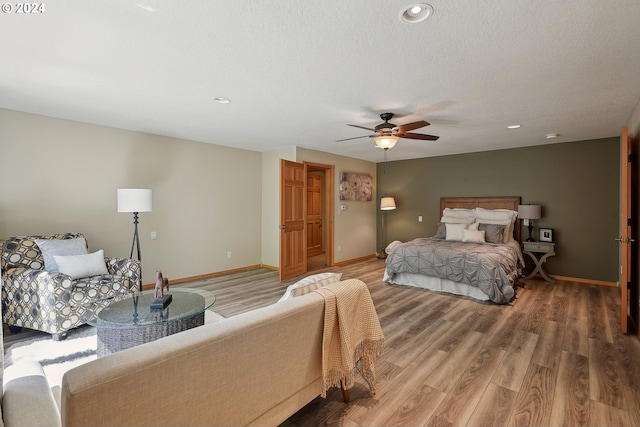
[2,1,640,163]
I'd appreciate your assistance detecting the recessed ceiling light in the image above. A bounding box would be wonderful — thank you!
[399,3,433,24]
[546,133,560,139]
[507,124,522,129]
[213,97,231,104]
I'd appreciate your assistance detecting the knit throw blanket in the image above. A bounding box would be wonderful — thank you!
[313,279,385,398]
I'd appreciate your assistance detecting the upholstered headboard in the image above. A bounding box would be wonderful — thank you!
[440,196,522,242]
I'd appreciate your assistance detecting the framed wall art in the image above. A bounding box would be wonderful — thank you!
[339,172,373,202]
[539,228,554,242]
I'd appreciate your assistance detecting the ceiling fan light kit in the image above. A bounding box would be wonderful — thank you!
[374,135,399,150]
[399,3,433,24]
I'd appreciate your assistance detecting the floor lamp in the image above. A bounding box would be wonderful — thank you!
[378,196,396,259]
[117,188,152,291]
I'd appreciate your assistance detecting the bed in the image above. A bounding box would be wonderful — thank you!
[383,196,524,304]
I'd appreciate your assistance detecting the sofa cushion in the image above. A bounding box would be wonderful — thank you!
[34,238,87,272]
[278,272,342,302]
[54,250,108,280]
[3,361,61,427]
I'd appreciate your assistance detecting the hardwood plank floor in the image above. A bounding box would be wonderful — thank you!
[4,258,640,426]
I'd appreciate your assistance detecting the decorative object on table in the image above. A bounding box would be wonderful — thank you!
[378,196,397,259]
[339,172,373,201]
[151,270,171,310]
[517,204,542,242]
[150,294,172,311]
[154,270,170,297]
[117,188,152,291]
[539,228,554,242]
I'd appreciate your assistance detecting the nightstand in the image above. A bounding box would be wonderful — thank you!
[522,241,555,282]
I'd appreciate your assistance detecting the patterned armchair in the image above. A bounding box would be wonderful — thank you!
[1,233,140,340]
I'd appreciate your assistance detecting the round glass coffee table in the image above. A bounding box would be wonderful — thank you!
[85,288,215,357]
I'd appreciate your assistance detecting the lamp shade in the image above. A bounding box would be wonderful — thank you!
[517,204,541,220]
[374,135,398,150]
[117,189,153,213]
[380,196,397,211]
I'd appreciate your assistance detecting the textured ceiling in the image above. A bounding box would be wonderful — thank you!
[2,1,640,163]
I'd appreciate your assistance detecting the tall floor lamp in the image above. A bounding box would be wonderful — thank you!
[117,188,152,291]
[378,196,397,259]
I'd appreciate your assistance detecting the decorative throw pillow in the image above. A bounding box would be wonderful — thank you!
[445,223,468,241]
[277,272,343,302]
[54,250,108,280]
[35,238,88,272]
[478,223,507,244]
[433,222,446,239]
[462,229,486,243]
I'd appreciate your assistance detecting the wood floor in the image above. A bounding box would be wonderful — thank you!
[4,258,640,426]
[179,258,640,427]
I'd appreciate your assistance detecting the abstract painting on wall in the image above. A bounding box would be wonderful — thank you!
[339,172,373,201]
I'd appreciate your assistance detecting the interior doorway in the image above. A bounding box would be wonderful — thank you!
[306,162,334,272]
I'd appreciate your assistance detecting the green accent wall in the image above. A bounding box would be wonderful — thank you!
[377,137,619,282]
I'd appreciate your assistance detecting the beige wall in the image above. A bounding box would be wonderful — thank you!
[377,138,620,282]
[0,109,378,285]
[296,148,377,262]
[0,109,263,285]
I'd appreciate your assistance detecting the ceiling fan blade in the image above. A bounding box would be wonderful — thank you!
[398,132,439,141]
[336,135,372,142]
[347,124,376,132]
[396,120,430,132]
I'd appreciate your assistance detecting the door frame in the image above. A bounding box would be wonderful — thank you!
[620,126,633,333]
[305,161,335,267]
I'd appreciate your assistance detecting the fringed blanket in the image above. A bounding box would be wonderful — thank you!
[313,279,384,398]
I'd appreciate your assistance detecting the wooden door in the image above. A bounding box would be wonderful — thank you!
[619,127,632,333]
[279,160,307,281]
[306,173,323,257]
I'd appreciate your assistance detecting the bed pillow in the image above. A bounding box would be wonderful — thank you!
[442,208,476,219]
[475,208,518,222]
[277,272,343,302]
[54,250,108,279]
[462,229,486,243]
[434,222,446,239]
[35,238,88,272]
[441,208,476,224]
[445,223,468,241]
[440,215,476,224]
[475,209,517,243]
[478,223,507,244]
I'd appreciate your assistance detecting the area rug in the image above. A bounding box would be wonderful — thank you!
[4,310,225,388]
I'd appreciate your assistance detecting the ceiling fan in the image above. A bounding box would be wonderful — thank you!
[337,112,439,149]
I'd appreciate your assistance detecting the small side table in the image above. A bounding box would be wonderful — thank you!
[522,241,555,282]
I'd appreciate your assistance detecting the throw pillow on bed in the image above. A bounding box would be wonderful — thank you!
[277,272,343,302]
[445,223,468,241]
[478,223,506,244]
[462,229,486,243]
